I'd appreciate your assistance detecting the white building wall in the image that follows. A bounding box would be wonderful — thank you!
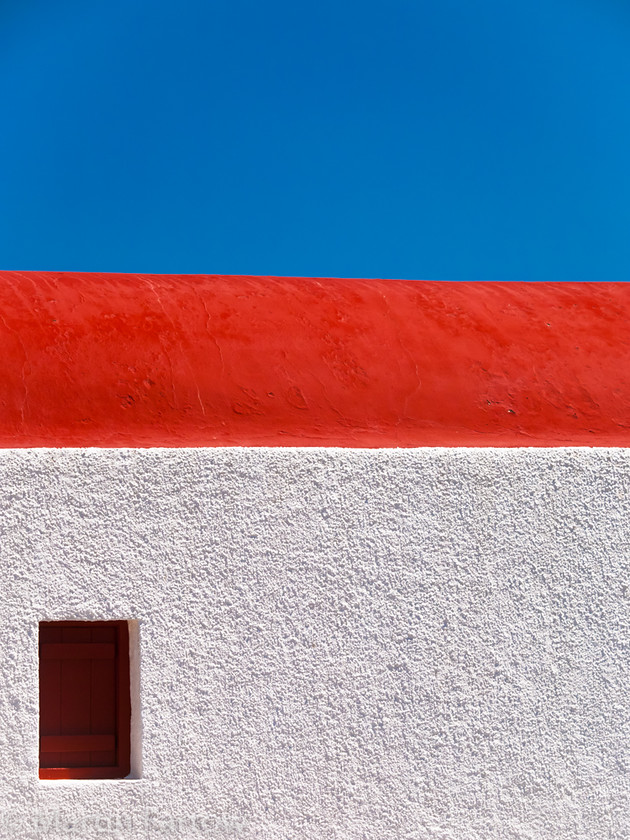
[1,448,629,840]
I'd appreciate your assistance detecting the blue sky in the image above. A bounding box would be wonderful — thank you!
[1,0,629,281]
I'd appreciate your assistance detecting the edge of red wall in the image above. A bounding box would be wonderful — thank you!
[0,271,628,447]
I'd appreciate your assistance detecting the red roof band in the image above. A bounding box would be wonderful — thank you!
[0,271,628,447]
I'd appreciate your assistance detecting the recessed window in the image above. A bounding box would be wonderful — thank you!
[39,621,131,780]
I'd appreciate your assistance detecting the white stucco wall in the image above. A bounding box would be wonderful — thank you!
[1,448,629,840]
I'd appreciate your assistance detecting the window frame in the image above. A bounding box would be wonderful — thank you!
[39,620,131,780]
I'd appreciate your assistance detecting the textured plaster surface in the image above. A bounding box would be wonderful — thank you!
[1,448,629,839]
[2,272,630,447]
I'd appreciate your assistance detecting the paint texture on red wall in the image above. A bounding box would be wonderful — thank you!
[0,271,628,447]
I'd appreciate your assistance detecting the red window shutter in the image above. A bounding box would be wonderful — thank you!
[39,621,131,780]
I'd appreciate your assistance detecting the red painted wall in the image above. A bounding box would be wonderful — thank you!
[0,271,628,447]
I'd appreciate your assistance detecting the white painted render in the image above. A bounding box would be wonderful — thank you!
[1,448,629,840]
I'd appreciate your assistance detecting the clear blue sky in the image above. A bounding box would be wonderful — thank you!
[1,0,629,281]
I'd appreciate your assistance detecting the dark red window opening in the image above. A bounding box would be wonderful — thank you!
[39,621,131,780]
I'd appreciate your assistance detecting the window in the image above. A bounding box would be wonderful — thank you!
[39,621,131,780]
